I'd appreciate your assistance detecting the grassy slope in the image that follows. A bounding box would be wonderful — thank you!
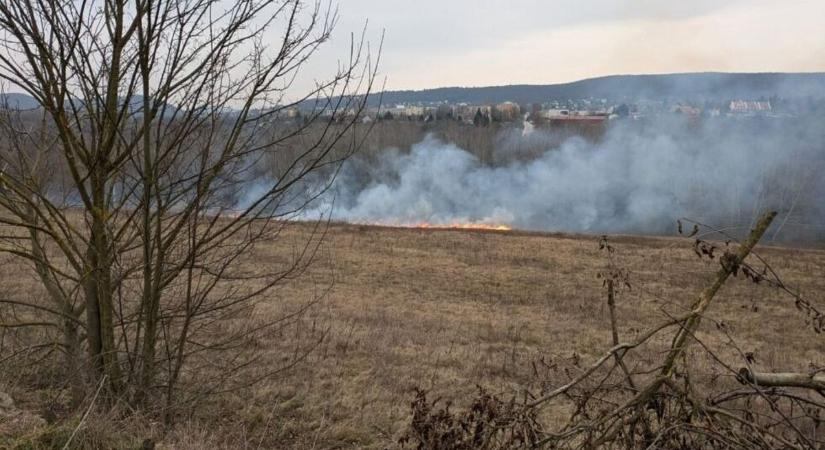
[246,223,825,448]
[2,223,824,448]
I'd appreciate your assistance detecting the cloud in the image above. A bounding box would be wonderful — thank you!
[301,0,825,92]
[335,0,760,52]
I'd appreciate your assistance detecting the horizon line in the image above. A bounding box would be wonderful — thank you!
[380,70,825,94]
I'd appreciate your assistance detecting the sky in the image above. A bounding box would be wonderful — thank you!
[292,0,825,93]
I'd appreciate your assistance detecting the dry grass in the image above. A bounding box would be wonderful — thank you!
[234,223,825,449]
[2,223,825,449]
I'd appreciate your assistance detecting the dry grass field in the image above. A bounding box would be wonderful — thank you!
[3,222,825,448]
[227,223,825,449]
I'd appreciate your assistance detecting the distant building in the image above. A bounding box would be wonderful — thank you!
[540,109,570,118]
[494,102,520,121]
[385,105,409,118]
[729,100,772,114]
[404,106,425,117]
[537,108,608,125]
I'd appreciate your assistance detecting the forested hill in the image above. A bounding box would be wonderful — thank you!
[372,72,825,105]
[3,73,824,110]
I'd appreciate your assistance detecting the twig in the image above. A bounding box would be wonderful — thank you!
[62,375,107,450]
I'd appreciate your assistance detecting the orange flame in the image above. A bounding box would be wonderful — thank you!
[413,222,512,231]
[365,221,512,231]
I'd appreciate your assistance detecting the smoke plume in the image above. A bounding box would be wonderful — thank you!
[307,117,825,241]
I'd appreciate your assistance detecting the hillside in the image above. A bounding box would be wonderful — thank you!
[0,92,40,109]
[7,222,817,448]
[195,223,825,447]
[5,73,823,111]
[373,72,825,105]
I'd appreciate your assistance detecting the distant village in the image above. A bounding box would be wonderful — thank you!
[284,95,821,126]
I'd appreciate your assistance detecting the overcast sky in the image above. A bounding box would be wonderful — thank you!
[292,0,825,93]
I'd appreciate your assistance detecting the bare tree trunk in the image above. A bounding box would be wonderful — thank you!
[86,171,122,394]
[63,319,85,407]
[29,223,87,406]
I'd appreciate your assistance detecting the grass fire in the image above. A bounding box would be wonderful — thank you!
[363,221,514,232]
[0,1,824,449]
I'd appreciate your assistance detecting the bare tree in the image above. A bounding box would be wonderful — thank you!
[0,0,378,416]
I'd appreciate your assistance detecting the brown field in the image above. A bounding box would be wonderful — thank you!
[3,222,825,448]
[233,223,825,449]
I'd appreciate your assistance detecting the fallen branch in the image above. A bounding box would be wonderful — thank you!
[740,368,825,391]
[528,311,693,408]
[658,211,777,380]
[588,211,779,448]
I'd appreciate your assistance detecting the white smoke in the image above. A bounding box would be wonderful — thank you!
[306,117,825,240]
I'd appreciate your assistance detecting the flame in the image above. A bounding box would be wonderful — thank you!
[364,221,512,232]
[413,222,512,231]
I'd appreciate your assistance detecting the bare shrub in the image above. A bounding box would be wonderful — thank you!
[399,387,540,450]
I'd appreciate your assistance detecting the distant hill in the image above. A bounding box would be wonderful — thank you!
[0,93,40,109]
[3,73,824,111]
[372,72,825,106]
[0,93,181,114]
